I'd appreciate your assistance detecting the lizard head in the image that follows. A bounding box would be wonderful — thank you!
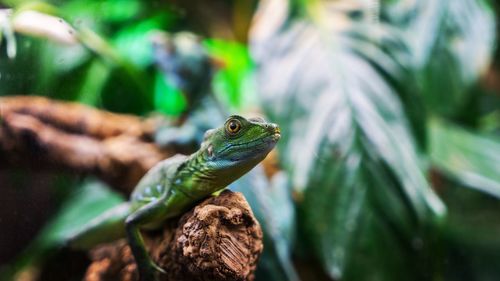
[199,115,280,183]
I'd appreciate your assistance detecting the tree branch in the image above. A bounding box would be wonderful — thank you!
[0,96,172,193]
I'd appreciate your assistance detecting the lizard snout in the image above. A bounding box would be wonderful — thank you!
[265,123,281,142]
[265,123,279,133]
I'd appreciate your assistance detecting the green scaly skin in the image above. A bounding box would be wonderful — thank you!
[68,115,280,281]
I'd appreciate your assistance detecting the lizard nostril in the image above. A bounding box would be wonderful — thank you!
[266,123,280,134]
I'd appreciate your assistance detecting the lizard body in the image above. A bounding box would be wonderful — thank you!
[69,115,280,281]
[151,32,300,281]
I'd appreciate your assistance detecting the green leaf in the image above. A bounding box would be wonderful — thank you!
[154,71,187,115]
[203,39,256,109]
[251,0,445,279]
[62,0,144,24]
[388,0,495,117]
[37,180,124,246]
[112,16,171,68]
[40,43,90,75]
[76,59,112,105]
[429,118,500,199]
[441,183,500,281]
[3,180,123,278]
[77,28,153,108]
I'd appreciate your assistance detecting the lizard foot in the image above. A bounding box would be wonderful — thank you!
[150,261,166,275]
[137,261,166,281]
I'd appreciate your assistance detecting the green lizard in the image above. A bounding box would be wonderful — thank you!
[68,115,280,281]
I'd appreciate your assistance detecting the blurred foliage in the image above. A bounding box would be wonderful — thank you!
[441,184,500,281]
[251,0,497,280]
[430,118,500,199]
[1,0,500,281]
[204,38,256,109]
[0,181,123,280]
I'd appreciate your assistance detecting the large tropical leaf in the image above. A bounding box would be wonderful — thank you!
[250,0,445,279]
[430,119,500,199]
[203,39,257,110]
[387,0,495,117]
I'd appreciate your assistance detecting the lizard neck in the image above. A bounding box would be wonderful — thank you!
[176,147,262,197]
[174,150,221,197]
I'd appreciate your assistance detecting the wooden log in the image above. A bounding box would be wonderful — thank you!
[84,191,263,281]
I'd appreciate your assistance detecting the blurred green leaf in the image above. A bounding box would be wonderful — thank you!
[112,16,173,68]
[62,0,144,24]
[40,43,90,74]
[479,110,500,133]
[36,40,90,94]
[251,0,445,279]
[76,59,111,105]
[11,1,60,15]
[203,39,256,109]
[430,118,500,199]
[5,3,154,108]
[441,183,500,281]
[154,71,187,115]
[35,180,124,247]
[77,27,153,108]
[0,37,42,96]
[1,180,123,279]
[388,0,495,118]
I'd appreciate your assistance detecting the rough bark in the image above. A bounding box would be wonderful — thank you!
[0,96,172,193]
[84,191,263,281]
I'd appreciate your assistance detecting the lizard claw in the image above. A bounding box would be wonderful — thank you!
[150,262,166,275]
[138,262,166,281]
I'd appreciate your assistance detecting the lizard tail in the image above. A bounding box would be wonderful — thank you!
[66,202,131,250]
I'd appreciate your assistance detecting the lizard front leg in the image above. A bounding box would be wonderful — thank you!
[125,199,168,281]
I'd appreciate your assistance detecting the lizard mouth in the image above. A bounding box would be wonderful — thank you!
[266,126,281,143]
[218,132,279,162]
[269,133,280,144]
[272,129,281,142]
[273,126,281,141]
[245,133,279,158]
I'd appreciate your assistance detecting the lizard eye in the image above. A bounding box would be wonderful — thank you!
[226,119,242,135]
